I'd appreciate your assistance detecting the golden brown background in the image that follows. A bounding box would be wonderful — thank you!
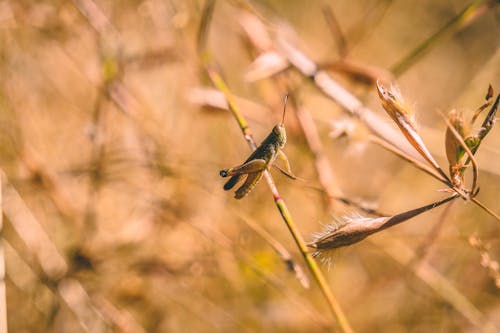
[0,0,499,332]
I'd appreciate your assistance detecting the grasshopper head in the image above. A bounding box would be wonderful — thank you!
[271,92,288,148]
[272,123,286,148]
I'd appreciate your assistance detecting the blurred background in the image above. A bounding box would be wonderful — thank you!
[0,0,499,332]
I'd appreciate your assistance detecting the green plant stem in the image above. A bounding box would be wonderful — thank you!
[391,0,491,76]
[274,196,354,333]
[206,67,354,333]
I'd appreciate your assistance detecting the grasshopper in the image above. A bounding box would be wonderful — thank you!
[220,94,295,199]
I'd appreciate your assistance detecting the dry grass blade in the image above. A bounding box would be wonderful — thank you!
[57,279,109,332]
[71,0,117,36]
[0,176,7,333]
[245,51,289,81]
[1,175,120,332]
[19,147,79,221]
[2,0,499,331]
[197,0,216,55]
[390,0,493,76]
[322,5,348,58]
[2,177,68,279]
[92,296,147,333]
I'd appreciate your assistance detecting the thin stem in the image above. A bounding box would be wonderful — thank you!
[0,175,7,333]
[391,0,491,76]
[292,100,343,210]
[205,68,354,333]
[471,198,500,222]
[368,135,448,186]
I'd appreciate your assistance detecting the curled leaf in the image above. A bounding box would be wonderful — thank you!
[445,109,467,187]
[445,109,466,167]
[485,84,494,101]
[471,84,495,124]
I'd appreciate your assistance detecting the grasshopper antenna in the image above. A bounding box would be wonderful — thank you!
[281,92,289,125]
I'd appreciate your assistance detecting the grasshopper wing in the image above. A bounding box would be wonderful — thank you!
[234,171,264,199]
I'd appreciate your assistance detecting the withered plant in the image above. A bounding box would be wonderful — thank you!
[310,83,499,253]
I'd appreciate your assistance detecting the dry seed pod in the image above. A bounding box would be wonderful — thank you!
[309,195,457,253]
[377,81,450,183]
[376,82,416,127]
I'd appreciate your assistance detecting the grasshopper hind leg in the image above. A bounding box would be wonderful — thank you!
[234,172,264,199]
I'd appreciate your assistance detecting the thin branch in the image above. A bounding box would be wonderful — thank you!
[368,134,449,186]
[322,5,348,58]
[0,176,7,333]
[2,176,68,279]
[471,197,500,222]
[205,66,354,333]
[291,98,343,210]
